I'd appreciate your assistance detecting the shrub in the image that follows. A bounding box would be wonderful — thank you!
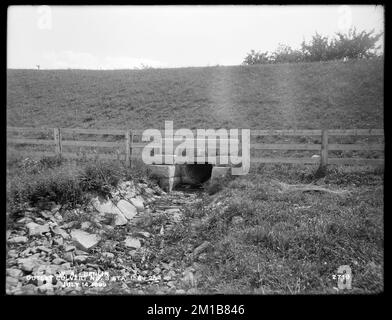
[8,165,86,209]
[78,161,123,197]
[243,28,383,65]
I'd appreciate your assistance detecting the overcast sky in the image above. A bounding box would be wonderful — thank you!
[7,5,384,69]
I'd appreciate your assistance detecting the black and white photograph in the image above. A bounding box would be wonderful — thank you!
[6,4,384,298]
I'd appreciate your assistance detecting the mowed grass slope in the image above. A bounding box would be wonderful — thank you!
[7,59,383,130]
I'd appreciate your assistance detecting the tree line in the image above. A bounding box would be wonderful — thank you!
[243,28,383,65]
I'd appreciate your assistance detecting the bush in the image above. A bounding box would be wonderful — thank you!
[243,28,383,65]
[78,161,123,197]
[8,165,86,209]
[7,157,156,213]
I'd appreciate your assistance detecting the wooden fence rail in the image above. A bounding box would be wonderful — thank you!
[7,127,384,167]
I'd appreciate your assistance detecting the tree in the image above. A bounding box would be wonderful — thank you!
[301,32,333,62]
[299,28,383,61]
[242,50,271,65]
[242,28,383,65]
[272,44,304,63]
[332,28,383,59]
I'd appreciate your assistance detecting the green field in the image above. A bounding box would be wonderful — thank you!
[7,59,383,130]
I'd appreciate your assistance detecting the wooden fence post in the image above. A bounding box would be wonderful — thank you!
[125,129,131,167]
[130,131,134,168]
[321,129,328,168]
[54,128,62,157]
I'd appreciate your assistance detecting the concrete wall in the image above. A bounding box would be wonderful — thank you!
[148,164,231,192]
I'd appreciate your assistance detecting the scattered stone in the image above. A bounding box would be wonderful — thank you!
[61,262,72,269]
[8,236,28,244]
[6,268,23,278]
[175,289,186,294]
[75,249,89,256]
[129,196,144,211]
[134,231,151,239]
[39,210,52,219]
[63,252,74,263]
[61,221,79,230]
[187,288,199,294]
[102,240,118,251]
[7,249,19,258]
[160,262,171,270]
[51,204,62,213]
[37,283,54,294]
[163,275,171,281]
[123,237,141,249]
[53,237,64,246]
[182,268,196,287]
[166,270,177,278]
[71,229,101,251]
[136,212,153,228]
[74,255,89,263]
[6,178,210,294]
[17,284,37,295]
[26,222,50,236]
[16,217,33,224]
[102,252,114,259]
[6,276,19,286]
[37,246,52,254]
[91,196,127,226]
[81,221,92,230]
[153,267,161,274]
[65,245,76,252]
[166,208,180,214]
[53,212,63,221]
[113,212,128,226]
[18,257,41,272]
[116,200,138,220]
[20,248,32,256]
[52,258,67,265]
[34,217,47,224]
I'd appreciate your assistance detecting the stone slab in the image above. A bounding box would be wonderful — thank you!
[148,165,181,178]
[210,166,231,181]
[116,200,138,220]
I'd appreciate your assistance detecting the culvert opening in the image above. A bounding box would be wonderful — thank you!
[178,163,213,189]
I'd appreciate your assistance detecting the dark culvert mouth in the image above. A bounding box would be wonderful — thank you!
[181,164,213,186]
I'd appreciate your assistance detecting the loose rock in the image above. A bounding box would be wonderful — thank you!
[26,222,50,236]
[117,200,138,220]
[102,252,114,259]
[18,257,41,272]
[8,236,28,244]
[123,237,141,249]
[6,268,23,278]
[74,255,89,263]
[71,229,101,251]
[129,196,144,211]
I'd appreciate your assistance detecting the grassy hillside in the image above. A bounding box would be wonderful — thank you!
[7,59,383,130]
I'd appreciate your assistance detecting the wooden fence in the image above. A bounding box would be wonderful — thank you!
[7,127,384,167]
